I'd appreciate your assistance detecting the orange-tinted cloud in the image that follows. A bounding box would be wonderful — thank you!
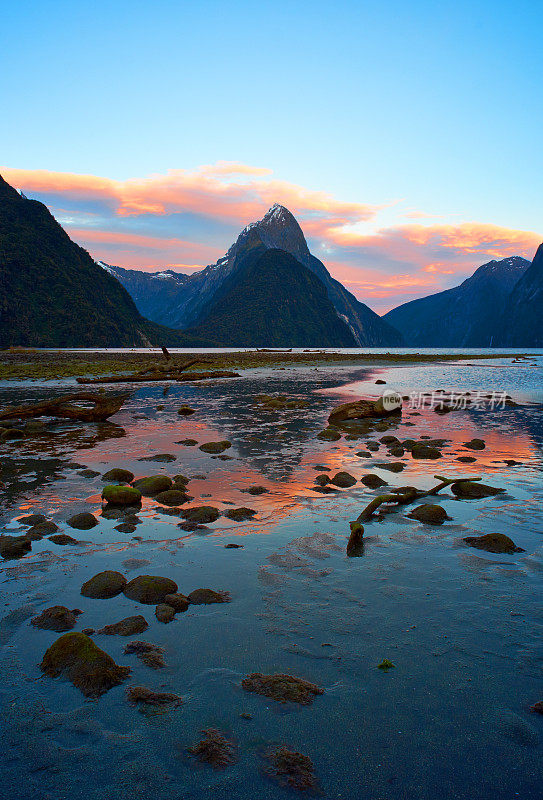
[2,164,541,312]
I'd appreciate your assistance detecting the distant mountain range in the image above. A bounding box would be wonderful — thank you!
[383,256,535,347]
[1,170,541,348]
[0,175,206,347]
[105,203,403,347]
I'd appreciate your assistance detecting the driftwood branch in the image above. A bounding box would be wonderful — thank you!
[77,367,239,385]
[0,392,129,422]
[355,475,482,523]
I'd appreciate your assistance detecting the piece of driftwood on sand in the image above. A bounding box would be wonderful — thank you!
[0,392,129,423]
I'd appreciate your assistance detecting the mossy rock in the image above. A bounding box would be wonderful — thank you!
[317,428,341,441]
[241,672,323,705]
[164,593,190,612]
[0,535,31,559]
[97,615,148,636]
[361,474,387,489]
[181,506,220,524]
[123,575,178,604]
[132,475,172,496]
[67,512,98,530]
[155,603,176,623]
[409,503,448,525]
[199,441,232,454]
[31,606,79,632]
[463,438,486,451]
[40,632,130,697]
[102,485,142,506]
[463,533,524,554]
[242,485,269,495]
[177,406,196,416]
[20,513,47,526]
[81,570,127,599]
[187,588,231,604]
[452,481,504,499]
[330,471,357,488]
[154,489,190,506]
[26,521,59,539]
[49,533,80,545]
[411,443,442,460]
[314,474,330,486]
[102,468,134,483]
[224,507,256,521]
[378,462,405,473]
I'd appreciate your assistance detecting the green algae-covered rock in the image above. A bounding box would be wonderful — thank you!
[102,485,142,506]
[132,475,172,496]
[102,468,134,483]
[199,441,232,454]
[316,428,341,441]
[40,632,130,697]
[164,593,190,612]
[181,506,220,524]
[155,603,176,623]
[81,570,127,599]
[411,443,442,460]
[123,575,178,604]
[154,489,190,506]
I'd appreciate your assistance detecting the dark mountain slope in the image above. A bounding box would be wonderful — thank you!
[107,204,403,346]
[188,241,358,347]
[383,256,529,346]
[0,175,203,347]
[495,243,543,346]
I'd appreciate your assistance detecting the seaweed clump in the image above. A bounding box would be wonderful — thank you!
[242,673,324,705]
[187,728,237,768]
[264,746,319,792]
[40,632,130,697]
[124,641,165,669]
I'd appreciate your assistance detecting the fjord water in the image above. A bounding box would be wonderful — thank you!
[1,355,542,799]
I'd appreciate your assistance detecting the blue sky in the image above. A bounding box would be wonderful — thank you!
[1,0,541,310]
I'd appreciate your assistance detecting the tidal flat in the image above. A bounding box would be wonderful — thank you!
[0,351,542,799]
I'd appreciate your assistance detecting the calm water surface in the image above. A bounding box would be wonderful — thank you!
[1,358,542,799]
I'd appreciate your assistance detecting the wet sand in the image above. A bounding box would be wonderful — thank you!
[0,357,542,799]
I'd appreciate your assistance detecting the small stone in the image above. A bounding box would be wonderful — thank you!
[78,469,100,478]
[411,443,442,459]
[19,513,47,526]
[330,471,356,488]
[154,489,190,506]
[187,588,230,605]
[102,468,135,483]
[316,428,341,441]
[463,533,524,554]
[464,438,486,450]
[114,523,137,533]
[225,543,243,549]
[49,533,80,545]
[97,615,148,636]
[155,603,176,623]
[361,474,387,489]
[126,685,182,706]
[123,575,178,604]
[242,673,323,704]
[102,485,142,506]
[452,481,504,499]
[181,506,220,524]
[67,512,98,530]
[164,593,190,612]
[224,507,256,521]
[409,504,448,525]
[138,453,176,463]
[177,438,198,446]
[199,441,232,454]
[27,521,59,538]
[378,659,395,671]
[378,462,405,473]
[40,632,130,697]
[132,475,172,496]
[31,606,78,632]
[242,486,268,495]
[81,570,127,599]
[0,535,31,559]
[456,456,477,463]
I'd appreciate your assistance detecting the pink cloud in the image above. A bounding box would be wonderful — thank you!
[2,164,541,313]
